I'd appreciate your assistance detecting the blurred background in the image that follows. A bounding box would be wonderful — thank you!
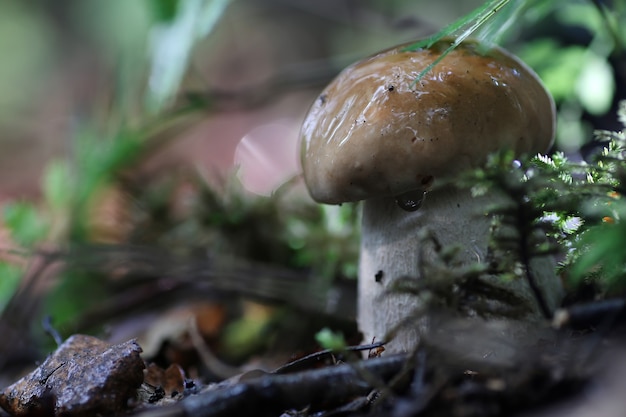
[0,0,621,201]
[0,0,623,380]
[0,0,483,200]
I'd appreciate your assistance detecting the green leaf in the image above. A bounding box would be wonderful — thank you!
[575,52,615,115]
[151,0,179,22]
[146,0,231,112]
[315,327,346,352]
[42,160,73,211]
[556,3,606,41]
[569,199,626,289]
[3,202,48,246]
[518,41,587,102]
[74,128,143,197]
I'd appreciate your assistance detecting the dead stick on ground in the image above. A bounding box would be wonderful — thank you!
[135,353,411,417]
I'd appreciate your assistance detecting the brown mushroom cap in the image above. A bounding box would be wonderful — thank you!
[300,39,556,204]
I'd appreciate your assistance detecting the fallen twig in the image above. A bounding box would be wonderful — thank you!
[134,353,410,417]
[272,341,386,374]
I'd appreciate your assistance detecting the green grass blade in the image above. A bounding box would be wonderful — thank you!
[404,0,514,87]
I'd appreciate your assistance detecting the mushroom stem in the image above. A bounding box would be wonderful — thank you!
[358,185,562,353]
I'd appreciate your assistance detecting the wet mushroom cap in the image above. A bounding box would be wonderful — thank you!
[300,39,556,204]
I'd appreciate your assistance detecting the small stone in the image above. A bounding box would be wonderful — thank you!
[0,334,145,416]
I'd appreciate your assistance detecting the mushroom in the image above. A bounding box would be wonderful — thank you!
[300,39,563,352]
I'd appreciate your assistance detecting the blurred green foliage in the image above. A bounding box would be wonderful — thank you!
[0,0,624,332]
[517,0,624,150]
[131,173,360,277]
[315,327,347,352]
[3,203,48,247]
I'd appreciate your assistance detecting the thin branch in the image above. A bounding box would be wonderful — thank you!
[133,353,411,417]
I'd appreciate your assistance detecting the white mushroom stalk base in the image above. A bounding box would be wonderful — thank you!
[358,185,563,353]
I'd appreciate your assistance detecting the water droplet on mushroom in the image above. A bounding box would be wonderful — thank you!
[395,190,426,212]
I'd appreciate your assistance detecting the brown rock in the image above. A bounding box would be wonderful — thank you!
[0,334,144,416]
